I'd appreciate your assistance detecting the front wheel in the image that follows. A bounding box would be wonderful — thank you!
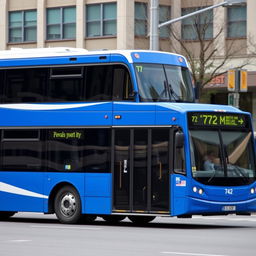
[54,186,82,224]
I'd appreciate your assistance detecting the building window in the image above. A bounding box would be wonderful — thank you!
[9,10,37,43]
[135,2,148,36]
[47,7,76,40]
[86,3,117,37]
[159,6,171,38]
[181,7,213,40]
[227,6,247,38]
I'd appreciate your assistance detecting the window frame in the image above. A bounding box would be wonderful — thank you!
[46,6,76,41]
[181,7,213,41]
[226,6,247,39]
[86,3,117,38]
[8,9,37,43]
[135,2,148,37]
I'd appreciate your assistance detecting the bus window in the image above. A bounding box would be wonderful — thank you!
[47,129,111,173]
[1,129,43,171]
[84,129,111,173]
[4,68,47,103]
[47,129,85,172]
[0,70,4,102]
[48,67,84,102]
[85,65,112,101]
[174,131,186,174]
[113,65,134,101]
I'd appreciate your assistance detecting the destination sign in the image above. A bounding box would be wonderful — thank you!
[188,112,249,128]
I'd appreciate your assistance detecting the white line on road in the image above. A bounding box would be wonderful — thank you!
[31,225,102,230]
[161,252,227,256]
[6,240,32,243]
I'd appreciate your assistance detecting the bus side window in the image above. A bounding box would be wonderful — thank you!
[1,129,43,171]
[0,70,4,103]
[113,65,134,101]
[174,131,186,175]
[4,68,47,103]
[48,66,84,102]
[85,65,112,101]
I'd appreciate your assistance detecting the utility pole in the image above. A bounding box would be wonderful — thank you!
[149,0,247,51]
[149,0,159,51]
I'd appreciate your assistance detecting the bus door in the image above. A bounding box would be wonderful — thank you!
[113,128,170,214]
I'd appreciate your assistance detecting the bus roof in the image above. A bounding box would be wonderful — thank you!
[0,47,188,67]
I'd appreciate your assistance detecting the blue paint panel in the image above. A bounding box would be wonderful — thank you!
[131,51,188,67]
[84,173,112,214]
[0,55,110,67]
[0,172,45,212]
[113,102,156,125]
[0,103,113,127]
[84,197,111,214]
[85,173,111,197]
[171,174,188,216]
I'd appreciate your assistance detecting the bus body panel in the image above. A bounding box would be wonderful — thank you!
[84,173,112,214]
[0,172,45,212]
[0,103,113,127]
[113,102,156,126]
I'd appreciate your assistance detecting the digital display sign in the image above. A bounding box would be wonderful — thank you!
[188,112,249,129]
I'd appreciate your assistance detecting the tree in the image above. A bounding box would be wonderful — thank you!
[168,1,250,102]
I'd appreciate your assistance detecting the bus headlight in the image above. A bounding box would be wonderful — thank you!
[250,188,256,194]
[198,188,204,195]
[193,186,204,195]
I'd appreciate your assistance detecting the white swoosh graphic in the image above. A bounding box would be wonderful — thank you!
[0,182,48,199]
[0,102,106,111]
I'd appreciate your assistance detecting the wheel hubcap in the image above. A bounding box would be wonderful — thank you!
[60,193,76,217]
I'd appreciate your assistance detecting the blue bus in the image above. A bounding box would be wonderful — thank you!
[0,48,255,224]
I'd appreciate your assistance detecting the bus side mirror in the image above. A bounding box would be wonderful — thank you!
[175,132,184,148]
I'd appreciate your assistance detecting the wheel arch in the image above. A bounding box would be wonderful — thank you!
[47,182,80,214]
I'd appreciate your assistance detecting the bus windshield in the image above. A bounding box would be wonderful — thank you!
[134,64,194,102]
[190,130,256,186]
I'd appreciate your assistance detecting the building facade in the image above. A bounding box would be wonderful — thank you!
[0,0,255,127]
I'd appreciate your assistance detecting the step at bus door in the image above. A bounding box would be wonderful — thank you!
[113,128,170,214]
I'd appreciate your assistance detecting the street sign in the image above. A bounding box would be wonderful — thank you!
[227,70,236,91]
[240,70,248,92]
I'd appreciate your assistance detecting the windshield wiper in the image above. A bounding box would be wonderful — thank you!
[167,82,182,102]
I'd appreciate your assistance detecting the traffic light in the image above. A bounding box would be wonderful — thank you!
[227,70,236,91]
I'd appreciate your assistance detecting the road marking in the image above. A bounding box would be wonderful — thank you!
[7,240,32,243]
[161,252,227,256]
[31,225,102,230]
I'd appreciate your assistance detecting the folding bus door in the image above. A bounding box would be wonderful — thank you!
[113,128,170,214]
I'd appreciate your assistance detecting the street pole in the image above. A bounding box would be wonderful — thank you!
[149,0,247,51]
[149,0,159,51]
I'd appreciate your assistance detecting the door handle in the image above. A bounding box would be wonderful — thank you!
[123,159,128,173]
[159,161,162,180]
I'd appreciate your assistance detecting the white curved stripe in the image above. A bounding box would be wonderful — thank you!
[0,102,106,111]
[0,182,48,199]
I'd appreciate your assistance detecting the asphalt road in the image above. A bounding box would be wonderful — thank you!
[0,213,255,256]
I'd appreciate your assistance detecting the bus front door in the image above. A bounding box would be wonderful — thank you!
[113,128,170,214]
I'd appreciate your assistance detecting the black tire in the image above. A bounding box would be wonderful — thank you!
[0,211,16,220]
[54,186,82,224]
[102,215,126,223]
[128,216,155,224]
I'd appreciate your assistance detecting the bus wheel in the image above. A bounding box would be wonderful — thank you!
[54,186,82,224]
[0,211,16,220]
[102,215,126,223]
[128,216,155,224]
